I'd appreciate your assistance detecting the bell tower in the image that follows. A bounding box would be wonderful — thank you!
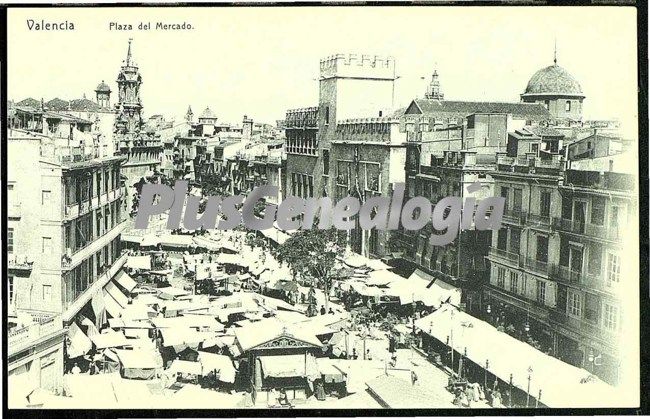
[425,69,444,100]
[115,38,143,135]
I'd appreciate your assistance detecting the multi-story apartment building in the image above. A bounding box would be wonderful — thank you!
[8,128,128,322]
[484,134,634,385]
[7,118,129,399]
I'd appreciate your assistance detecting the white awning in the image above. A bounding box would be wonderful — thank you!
[197,351,237,383]
[67,322,92,358]
[103,290,124,319]
[115,348,163,369]
[259,354,312,378]
[114,271,138,293]
[127,255,152,270]
[105,281,129,308]
[169,360,202,376]
[90,330,131,349]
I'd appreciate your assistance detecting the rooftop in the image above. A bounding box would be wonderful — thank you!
[407,99,551,121]
[523,64,584,97]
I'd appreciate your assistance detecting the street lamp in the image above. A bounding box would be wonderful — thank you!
[526,366,533,407]
[588,348,595,373]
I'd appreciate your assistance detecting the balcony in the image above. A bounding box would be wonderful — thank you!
[8,312,62,356]
[496,153,564,176]
[64,187,122,221]
[565,169,634,192]
[63,219,127,271]
[553,217,623,242]
[522,256,549,276]
[527,213,551,226]
[549,263,582,285]
[489,247,521,265]
[503,208,527,225]
[8,253,34,271]
[552,217,586,234]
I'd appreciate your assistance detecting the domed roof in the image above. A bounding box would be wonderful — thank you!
[95,80,111,93]
[523,64,583,97]
[200,107,216,119]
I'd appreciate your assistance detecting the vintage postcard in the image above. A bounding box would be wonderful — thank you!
[4,3,644,415]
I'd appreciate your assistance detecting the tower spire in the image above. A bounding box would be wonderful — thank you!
[126,38,133,66]
[553,38,557,65]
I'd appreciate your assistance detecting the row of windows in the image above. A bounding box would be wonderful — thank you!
[7,275,52,306]
[494,266,550,305]
[64,199,122,254]
[64,166,121,206]
[291,173,314,199]
[567,289,620,332]
[335,161,381,192]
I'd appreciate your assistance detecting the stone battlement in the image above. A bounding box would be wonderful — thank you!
[320,53,396,80]
[337,116,400,125]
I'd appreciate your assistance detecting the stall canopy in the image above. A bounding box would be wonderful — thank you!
[103,290,124,319]
[386,269,461,308]
[140,235,161,248]
[168,360,202,376]
[105,281,130,308]
[157,287,191,300]
[114,271,138,293]
[216,253,245,266]
[67,322,92,358]
[90,330,132,349]
[259,354,319,379]
[115,348,163,380]
[415,305,624,408]
[158,234,194,248]
[197,351,237,383]
[126,255,152,271]
[365,270,402,287]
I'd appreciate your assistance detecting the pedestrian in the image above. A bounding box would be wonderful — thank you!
[320,305,326,315]
[410,370,418,386]
[328,307,334,315]
[352,348,358,360]
[366,349,372,360]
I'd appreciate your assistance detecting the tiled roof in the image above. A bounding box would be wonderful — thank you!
[46,98,70,111]
[95,81,111,92]
[17,98,40,108]
[523,64,583,96]
[69,98,101,111]
[409,99,551,120]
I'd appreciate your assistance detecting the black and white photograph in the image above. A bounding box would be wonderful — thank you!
[3,4,644,413]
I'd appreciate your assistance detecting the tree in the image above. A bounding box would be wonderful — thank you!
[275,228,346,311]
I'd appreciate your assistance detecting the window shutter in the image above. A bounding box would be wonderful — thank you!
[545,281,557,308]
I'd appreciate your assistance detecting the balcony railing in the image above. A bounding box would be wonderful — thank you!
[527,213,551,226]
[553,217,623,241]
[523,256,549,275]
[64,187,122,221]
[503,208,527,224]
[549,263,582,284]
[489,247,521,265]
[552,217,586,234]
[9,313,62,355]
[8,253,34,271]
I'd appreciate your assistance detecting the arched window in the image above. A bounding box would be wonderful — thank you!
[565,100,571,112]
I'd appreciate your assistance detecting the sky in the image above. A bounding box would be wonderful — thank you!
[8,6,638,136]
